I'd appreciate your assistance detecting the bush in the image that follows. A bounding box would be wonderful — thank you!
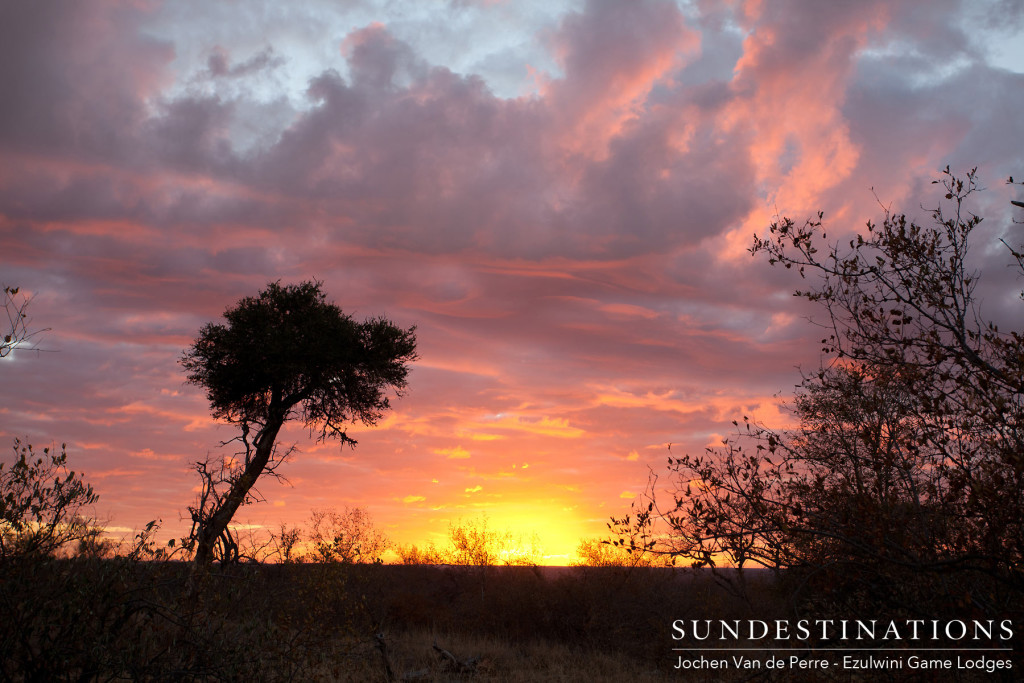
[0,439,99,562]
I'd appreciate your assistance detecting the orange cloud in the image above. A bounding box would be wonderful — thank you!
[434,445,471,459]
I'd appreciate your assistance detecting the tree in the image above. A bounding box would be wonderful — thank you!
[305,506,389,564]
[181,281,417,566]
[393,517,542,568]
[614,168,1024,616]
[2,285,47,360]
[445,516,541,567]
[575,537,674,568]
[394,541,445,565]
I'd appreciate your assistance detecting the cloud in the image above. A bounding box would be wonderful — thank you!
[546,0,699,157]
[435,445,472,459]
[0,0,172,158]
[207,46,284,79]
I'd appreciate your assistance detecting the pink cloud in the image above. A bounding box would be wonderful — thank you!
[0,0,172,158]
[545,0,700,158]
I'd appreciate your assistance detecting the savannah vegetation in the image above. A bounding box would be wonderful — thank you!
[3,170,1024,679]
[0,458,727,681]
[614,169,1024,645]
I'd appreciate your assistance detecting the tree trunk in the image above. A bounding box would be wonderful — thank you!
[194,412,285,567]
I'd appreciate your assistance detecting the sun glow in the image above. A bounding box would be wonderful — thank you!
[381,500,596,566]
[483,505,594,565]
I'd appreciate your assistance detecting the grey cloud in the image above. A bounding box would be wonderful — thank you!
[207,46,284,79]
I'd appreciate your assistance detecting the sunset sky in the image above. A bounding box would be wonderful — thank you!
[2,0,1023,563]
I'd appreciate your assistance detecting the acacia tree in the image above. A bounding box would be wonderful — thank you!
[614,169,1024,615]
[181,281,417,567]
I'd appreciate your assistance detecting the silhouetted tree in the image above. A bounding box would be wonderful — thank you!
[305,506,389,564]
[394,517,541,568]
[614,168,1024,617]
[2,285,46,360]
[181,281,417,566]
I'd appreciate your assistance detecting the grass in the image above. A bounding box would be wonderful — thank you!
[308,628,672,682]
[3,558,1018,681]
[0,557,769,681]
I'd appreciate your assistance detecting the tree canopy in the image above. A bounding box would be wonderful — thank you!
[181,280,417,565]
[182,280,417,444]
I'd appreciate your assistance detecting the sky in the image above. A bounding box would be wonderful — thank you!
[2,0,1024,563]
